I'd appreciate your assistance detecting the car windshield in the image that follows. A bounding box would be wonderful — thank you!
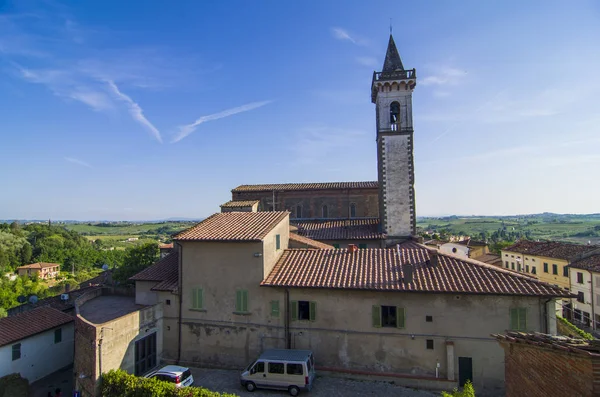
[181,369,192,381]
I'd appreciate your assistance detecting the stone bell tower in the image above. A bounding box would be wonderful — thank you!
[371,35,417,242]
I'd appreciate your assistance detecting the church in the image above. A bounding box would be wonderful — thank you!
[221,35,417,247]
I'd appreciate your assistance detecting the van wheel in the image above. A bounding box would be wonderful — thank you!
[245,382,256,392]
[289,385,300,396]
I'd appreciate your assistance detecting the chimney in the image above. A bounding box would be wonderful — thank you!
[348,244,359,253]
[429,251,439,268]
[402,263,413,285]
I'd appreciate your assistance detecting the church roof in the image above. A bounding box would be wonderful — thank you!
[293,218,385,241]
[382,34,404,72]
[232,182,378,193]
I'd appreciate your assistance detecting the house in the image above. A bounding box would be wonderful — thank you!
[131,211,569,395]
[567,253,600,329]
[472,253,502,268]
[220,199,260,213]
[493,332,600,397]
[158,243,174,259]
[16,262,61,279]
[0,306,74,383]
[440,239,489,259]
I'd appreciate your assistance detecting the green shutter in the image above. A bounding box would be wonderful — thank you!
[236,290,242,312]
[397,307,405,329]
[242,290,249,312]
[291,301,298,321]
[271,300,280,317]
[276,234,281,250]
[309,301,317,322]
[197,288,203,310]
[372,305,381,328]
[518,308,527,331]
[192,288,198,309]
[510,308,518,330]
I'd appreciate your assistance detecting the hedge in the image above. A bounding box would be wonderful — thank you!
[101,369,238,397]
[0,373,29,397]
[441,380,475,397]
[557,316,594,340]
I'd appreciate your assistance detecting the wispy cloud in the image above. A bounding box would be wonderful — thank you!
[64,157,92,168]
[106,80,162,143]
[330,27,369,46]
[421,67,467,86]
[172,101,272,143]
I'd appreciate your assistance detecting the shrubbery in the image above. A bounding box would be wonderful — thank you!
[0,373,29,397]
[557,316,594,340]
[101,369,238,397]
[441,381,475,397]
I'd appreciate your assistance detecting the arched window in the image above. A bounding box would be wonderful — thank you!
[322,205,328,218]
[295,205,302,219]
[390,101,400,131]
[349,203,356,218]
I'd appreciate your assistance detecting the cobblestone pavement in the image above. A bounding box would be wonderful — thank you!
[191,368,439,397]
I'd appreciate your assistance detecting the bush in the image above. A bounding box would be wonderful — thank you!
[557,316,594,340]
[442,381,475,397]
[0,373,29,397]
[101,369,239,397]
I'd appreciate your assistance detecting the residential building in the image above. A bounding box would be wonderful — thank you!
[16,262,60,279]
[494,332,600,397]
[159,243,174,259]
[472,253,502,268]
[568,253,600,329]
[0,306,74,383]
[440,239,489,259]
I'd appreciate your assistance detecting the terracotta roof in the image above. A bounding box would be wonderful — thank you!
[289,233,334,250]
[262,246,570,297]
[455,239,487,247]
[174,212,289,242]
[504,240,598,261]
[569,254,600,273]
[159,243,174,249]
[130,252,178,292]
[294,218,385,241]
[473,253,502,266]
[16,262,60,270]
[232,182,378,193]
[7,286,101,316]
[0,306,74,347]
[493,332,600,357]
[220,200,260,208]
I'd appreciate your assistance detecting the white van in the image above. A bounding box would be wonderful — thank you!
[240,349,316,396]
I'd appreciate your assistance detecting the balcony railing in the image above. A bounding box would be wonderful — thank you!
[373,69,417,82]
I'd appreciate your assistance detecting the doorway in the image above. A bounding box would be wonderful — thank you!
[458,357,473,387]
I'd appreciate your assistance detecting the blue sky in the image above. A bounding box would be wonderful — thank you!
[1,0,599,220]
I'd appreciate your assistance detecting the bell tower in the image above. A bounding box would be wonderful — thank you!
[371,35,417,241]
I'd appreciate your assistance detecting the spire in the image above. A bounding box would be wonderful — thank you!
[382,34,404,72]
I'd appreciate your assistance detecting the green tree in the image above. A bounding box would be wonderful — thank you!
[0,248,8,272]
[19,243,32,265]
[442,381,475,397]
[114,242,159,283]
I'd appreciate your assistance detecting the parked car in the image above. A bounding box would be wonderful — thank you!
[145,365,194,388]
[240,349,316,396]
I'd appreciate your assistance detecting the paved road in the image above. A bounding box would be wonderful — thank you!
[191,368,439,397]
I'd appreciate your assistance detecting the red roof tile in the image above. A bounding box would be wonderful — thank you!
[159,243,174,249]
[493,332,600,356]
[174,212,289,242]
[569,254,600,272]
[504,240,598,261]
[294,218,385,241]
[0,306,74,347]
[130,252,178,292]
[16,262,60,270]
[232,181,378,192]
[262,246,570,297]
[220,200,260,208]
[289,233,334,250]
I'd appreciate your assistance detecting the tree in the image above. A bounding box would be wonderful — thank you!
[0,248,9,272]
[113,242,159,283]
[442,381,475,397]
[20,243,32,265]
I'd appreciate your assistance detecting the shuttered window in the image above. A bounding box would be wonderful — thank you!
[192,288,204,310]
[372,305,405,328]
[510,308,527,331]
[54,328,62,344]
[290,300,316,321]
[270,300,280,317]
[276,234,281,250]
[236,290,249,313]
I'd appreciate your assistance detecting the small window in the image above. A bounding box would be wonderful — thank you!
[54,328,62,344]
[236,290,249,313]
[390,101,400,130]
[525,265,529,273]
[532,266,537,275]
[276,234,281,250]
[372,305,405,328]
[543,263,549,273]
[251,362,265,374]
[12,343,21,361]
[192,288,203,310]
[552,264,558,275]
[578,292,585,303]
[563,267,569,278]
[287,363,304,375]
[511,262,515,270]
[426,339,434,350]
[291,300,316,321]
[511,255,514,258]
[166,299,171,306]
[349,203,356,218]
[270,300,280,317]
[510,308,527,331]
[452,247,457,253]
[504,261,508,268]
[532,258,536,262]
[268,362,285,374]
[577,272,584,284]
[322,205,328,218]
[295,205,302,219]
[426,315,433,322]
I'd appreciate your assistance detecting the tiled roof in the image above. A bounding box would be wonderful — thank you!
[0,306,74,347]
[289,233,334,250]
[130,252,179,292]
[473,253,502,267]
[455,239,487,247]
[504,240,598,261]
[293,218,385,241]
[493,332,600,356]
[159,243,174,249]
[569,254,600,272]
[220,200,260,208]
[262,246,570,297]
[174,212,289,242]
[16,262,60,270]
[232,182,378,193]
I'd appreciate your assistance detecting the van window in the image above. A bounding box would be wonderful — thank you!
[287,363,303,375]
[251,362,264,374]
[268,362,285,374]
[307,356,313,373]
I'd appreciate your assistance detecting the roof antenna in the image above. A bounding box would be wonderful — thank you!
[390,18,393,35]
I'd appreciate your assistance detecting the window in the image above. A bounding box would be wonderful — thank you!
[54,328,62,344]
[532,266,537,275]
[166,299,171,306]
[359,244,367,249]
[322,205,328,218]
[134,333,157,375]
[511,262,515,270]
[563,267,569,278]
[543,263,548,273]
[270,300,280,317]
[236,290,249,313]
[372,305,405,328]
[578,291,585,303]
[295,205,302,219]
[287,363,304,375]
[268,362,285,374]
[517,264,522,272]
[525,265,529,273]
[12,343,21,361]
[577,272,584,284]
[426,315,433,322]
[509,308,527,331]
[191,288,203,310]
[505,254,508,257]
[250,362,264,374]
[574,309,582,322]
[349,203,356,218]
[426,339,434,350]
[291,300,316,321]
[552,264,558,275]
[511,255,514,258]
[390,101,400,130]
[276,234,281,250]
[532,258,536,262]
[504,261,509,268]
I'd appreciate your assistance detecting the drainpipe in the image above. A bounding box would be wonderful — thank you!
[285,288,291,349]
[176,242,183,365]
